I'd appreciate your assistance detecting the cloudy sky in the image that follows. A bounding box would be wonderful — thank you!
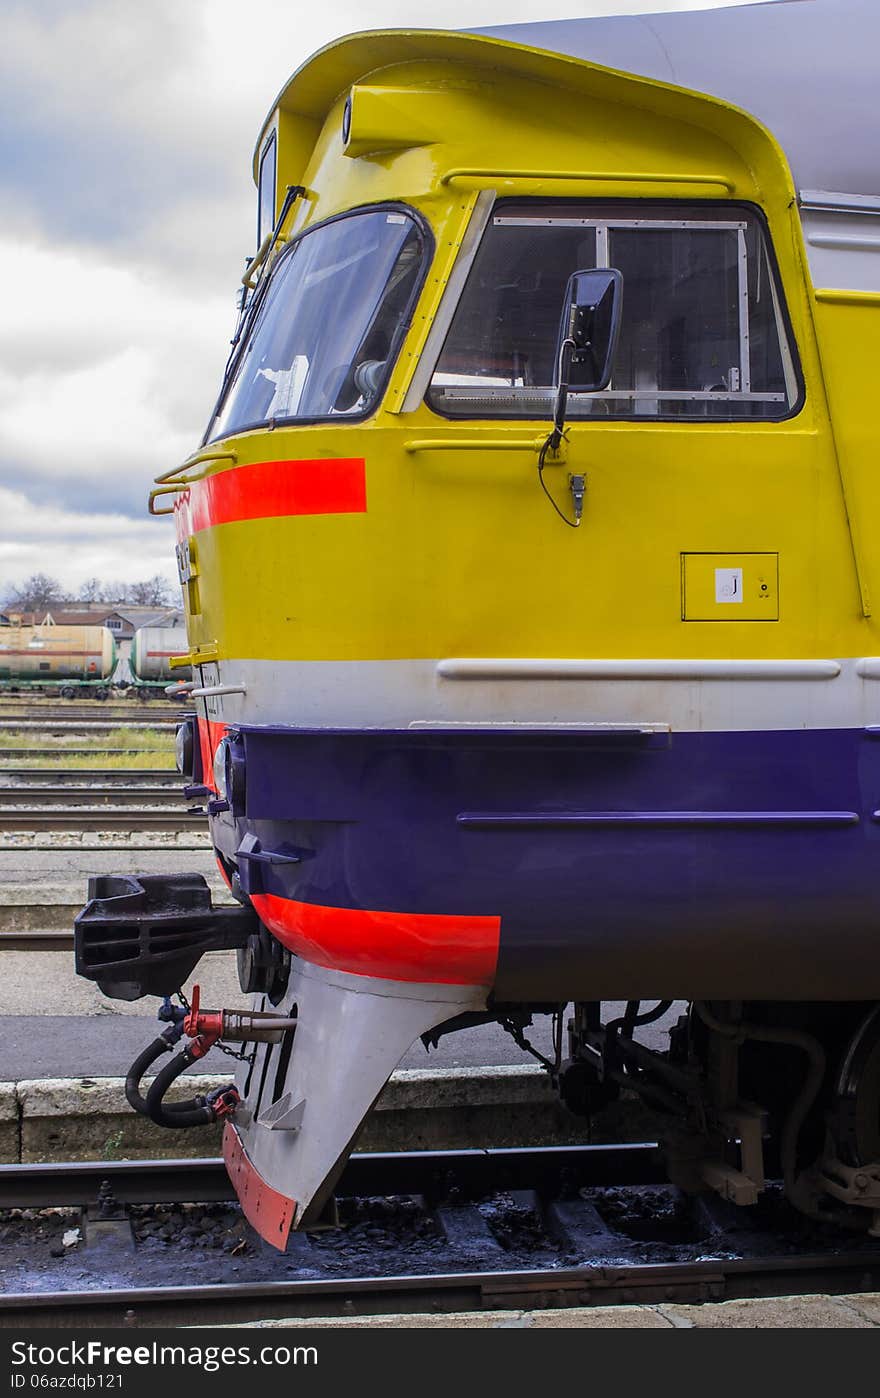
[0,0,777,598]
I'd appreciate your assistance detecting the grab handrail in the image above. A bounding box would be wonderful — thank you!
[153,448,238,487]
[149,449,238,514]
[440,167,736,193]
[404,437,548,454]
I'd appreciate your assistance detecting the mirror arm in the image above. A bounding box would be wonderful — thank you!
[549,337,575,451]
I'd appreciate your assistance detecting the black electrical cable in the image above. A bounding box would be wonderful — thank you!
[536,332,582,528]
[537,433,581,528]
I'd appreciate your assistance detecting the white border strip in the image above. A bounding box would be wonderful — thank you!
[194,657,880,734]
[436,658,842,681]
[800,191,880,216]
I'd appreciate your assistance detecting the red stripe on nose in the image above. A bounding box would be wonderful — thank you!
[177,458,366,533]
[251,891,500,987]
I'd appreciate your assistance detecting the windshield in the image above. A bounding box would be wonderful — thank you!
[208,207,427,440]
[428,201,799,421]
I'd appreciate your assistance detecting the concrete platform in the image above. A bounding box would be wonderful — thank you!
[228,1293,880,1327]
[0,1063,657,1164]
[0,848,219,882]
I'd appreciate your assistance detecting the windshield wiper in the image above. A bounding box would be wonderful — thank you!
[226,184,306,368]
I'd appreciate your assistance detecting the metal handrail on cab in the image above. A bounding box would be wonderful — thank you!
[440,168,736,193]
[148,449,238,516]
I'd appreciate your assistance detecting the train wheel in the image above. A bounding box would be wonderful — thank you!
[93,686,109,701]
[59,686,76,700]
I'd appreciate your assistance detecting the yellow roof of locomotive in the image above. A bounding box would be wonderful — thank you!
[253,27,791,202]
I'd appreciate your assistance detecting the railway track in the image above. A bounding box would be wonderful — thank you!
[0,748,174,760]
[0,786,184,806]
[1,1147,879,1326]
[3,769,179,784]
[0,760,198,838]
[0,810,204,831]
[0,764,198,831]
[0,707,189,723]
[0,721,179,737]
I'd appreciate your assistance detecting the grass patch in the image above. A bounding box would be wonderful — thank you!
[0,726,174,750]
[1,751,177,770]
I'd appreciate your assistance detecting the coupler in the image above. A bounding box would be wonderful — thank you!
[74,872,257,1000]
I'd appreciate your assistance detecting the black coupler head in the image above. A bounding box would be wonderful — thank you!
[74,872,257,1000]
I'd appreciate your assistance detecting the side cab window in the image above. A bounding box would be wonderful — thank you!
[428,200,801,422]
[257,133,277,248]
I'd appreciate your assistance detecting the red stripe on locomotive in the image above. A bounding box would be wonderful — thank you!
[251,891,501,987]
[174,457,366,536]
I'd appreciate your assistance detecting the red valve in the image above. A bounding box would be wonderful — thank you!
[183,984,224,1058]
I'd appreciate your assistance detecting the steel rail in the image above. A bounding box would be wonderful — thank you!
[0,709,189,722]
[0,788,185,807]
[0,723,178,735]
[0,929,75,950]
[0,748,167,759]
[2,769,179,783]
[2,1250,879,1327]
[0,810,205,831]
[0,1146,664,1210]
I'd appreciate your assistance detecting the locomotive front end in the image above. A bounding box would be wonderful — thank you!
[75,18,880,1245]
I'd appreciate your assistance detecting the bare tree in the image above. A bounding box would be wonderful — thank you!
[103,582,133,604]
[2,574,179,614]
[128,576,176,606]
[3,573,64,614]
[77,578,105,602]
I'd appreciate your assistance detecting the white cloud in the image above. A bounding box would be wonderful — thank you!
[0,486,178,596]
[0,234,233,505]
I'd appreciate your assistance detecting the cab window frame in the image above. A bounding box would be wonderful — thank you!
[203,201,434,444]
[425,197,804,425]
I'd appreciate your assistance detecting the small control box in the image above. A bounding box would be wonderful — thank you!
[681,552,779,621]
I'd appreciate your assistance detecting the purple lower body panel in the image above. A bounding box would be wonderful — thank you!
[209,724,880,1002]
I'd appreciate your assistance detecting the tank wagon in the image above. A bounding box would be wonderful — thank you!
[75,0,880,1246]
[128,626,192,697]
[0,623,116,698]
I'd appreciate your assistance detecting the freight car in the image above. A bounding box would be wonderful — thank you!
[76,0,880,1247]
[127,626,192,698]
[0,622,116,698]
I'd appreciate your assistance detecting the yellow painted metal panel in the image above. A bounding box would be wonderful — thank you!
[178,413,859,663]
[681,553,779,622]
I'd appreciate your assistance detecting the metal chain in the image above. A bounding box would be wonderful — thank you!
[215,1040,256,1064]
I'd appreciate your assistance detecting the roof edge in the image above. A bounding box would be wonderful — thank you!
[251,26,786,189]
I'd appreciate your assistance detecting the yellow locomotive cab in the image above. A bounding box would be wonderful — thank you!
[79,3,880,1246]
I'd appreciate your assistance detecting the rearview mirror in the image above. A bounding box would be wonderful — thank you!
[547,268,623,451]
[557,268,623,393]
